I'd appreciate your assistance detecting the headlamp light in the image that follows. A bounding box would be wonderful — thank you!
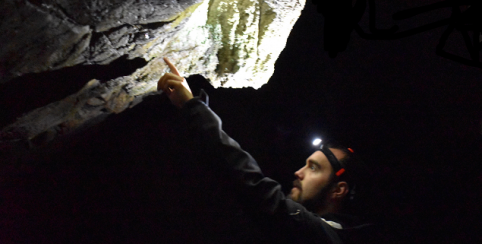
[312,137,347,177]
[312,138,322,146]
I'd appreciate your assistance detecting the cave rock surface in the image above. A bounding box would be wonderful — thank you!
[0,0,305,148]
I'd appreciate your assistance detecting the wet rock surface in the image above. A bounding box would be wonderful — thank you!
[0,0,305,149]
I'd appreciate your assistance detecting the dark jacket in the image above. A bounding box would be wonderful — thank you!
[182,95,373,244]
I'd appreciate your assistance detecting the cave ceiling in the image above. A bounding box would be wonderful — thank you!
[0,0,305,150]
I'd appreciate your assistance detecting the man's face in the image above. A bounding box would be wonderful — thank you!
[289,148,345,206]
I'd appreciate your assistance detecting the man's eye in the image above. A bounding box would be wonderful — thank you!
[310,165,316,171]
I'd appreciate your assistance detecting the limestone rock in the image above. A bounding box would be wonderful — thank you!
[0,0,305,148]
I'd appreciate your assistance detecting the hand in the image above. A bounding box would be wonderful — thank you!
[157,57,193,108]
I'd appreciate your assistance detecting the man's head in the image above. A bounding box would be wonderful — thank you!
[289,147,349,215]
[288,140,368,215]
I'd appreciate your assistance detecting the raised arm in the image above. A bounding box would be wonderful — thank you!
[157,58,344,244]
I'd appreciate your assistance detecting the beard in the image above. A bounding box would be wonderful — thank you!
[288,180,335,213]
[287,180,302,202]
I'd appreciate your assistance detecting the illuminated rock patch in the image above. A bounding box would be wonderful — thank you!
[0,0,305,146]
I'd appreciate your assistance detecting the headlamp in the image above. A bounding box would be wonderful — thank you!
[312,138,322,146]
[312,137,347,177]
[319,144,346,177]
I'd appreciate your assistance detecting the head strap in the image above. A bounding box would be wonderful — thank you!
[319,145,345,177]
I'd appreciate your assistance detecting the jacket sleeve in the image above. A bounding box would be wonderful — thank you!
[181,96,344,244]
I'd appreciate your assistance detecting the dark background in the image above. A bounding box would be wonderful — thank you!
[1,1,482,243]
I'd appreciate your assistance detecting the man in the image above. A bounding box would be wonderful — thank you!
[158,57,372,243]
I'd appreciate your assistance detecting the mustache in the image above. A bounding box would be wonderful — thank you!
[292,180,302,190]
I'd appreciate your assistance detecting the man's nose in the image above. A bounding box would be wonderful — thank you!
[294,167,304,179]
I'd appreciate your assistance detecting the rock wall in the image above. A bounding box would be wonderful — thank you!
[0,0,305,148]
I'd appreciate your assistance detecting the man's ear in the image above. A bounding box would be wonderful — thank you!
[331,181,349,199]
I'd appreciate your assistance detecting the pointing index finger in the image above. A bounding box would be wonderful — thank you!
[163,57,181,76]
